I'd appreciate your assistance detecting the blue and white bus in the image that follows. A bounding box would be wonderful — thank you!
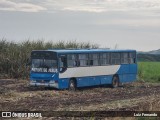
[29,49,137,90]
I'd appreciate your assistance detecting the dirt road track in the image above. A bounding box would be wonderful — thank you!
[0,79,160,111]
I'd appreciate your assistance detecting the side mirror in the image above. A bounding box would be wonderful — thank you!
[26,58,31,66]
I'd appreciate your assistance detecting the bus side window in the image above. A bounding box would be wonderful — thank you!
[67,54,79,67]
[78,54,88,66]
[89,53,99,66]
[111,53,120,65]
[100,53,109,66]
[75,60,80,67]
[121,52,129,64]
[129,52,136,64]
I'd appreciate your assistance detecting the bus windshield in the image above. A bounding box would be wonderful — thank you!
[31,59,57,72]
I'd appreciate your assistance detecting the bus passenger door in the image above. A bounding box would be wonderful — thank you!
[59,55,67,73]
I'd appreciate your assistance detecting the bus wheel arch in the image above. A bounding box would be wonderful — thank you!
[69,78,77,91]
[112,74,120,88]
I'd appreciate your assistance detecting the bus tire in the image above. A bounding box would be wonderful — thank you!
[112,75,119,88]
[69,79,76,91]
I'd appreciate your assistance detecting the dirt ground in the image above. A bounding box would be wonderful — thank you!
[0,79,160,119]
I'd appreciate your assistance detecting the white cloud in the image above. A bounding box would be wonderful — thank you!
[42,0,160,13]
[0,0,47,12]
[1,0,160,13]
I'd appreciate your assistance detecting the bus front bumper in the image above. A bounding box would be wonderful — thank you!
[30,80,58,88]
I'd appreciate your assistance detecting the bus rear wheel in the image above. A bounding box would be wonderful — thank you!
[69,79,76,91]
[112,76,119,88]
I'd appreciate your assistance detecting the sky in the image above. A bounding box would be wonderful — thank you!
[0,0,160,51]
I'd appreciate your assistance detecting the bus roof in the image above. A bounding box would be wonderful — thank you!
[43,49,136,54]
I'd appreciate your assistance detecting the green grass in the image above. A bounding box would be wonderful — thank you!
[138,62,160,83]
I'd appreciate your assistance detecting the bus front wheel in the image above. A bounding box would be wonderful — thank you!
[112,76,119,88]
[69,79,76,91]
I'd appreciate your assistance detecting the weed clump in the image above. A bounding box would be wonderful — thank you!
[0,39,98,79]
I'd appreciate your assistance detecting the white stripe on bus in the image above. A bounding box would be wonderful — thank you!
[59,65,120,78]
